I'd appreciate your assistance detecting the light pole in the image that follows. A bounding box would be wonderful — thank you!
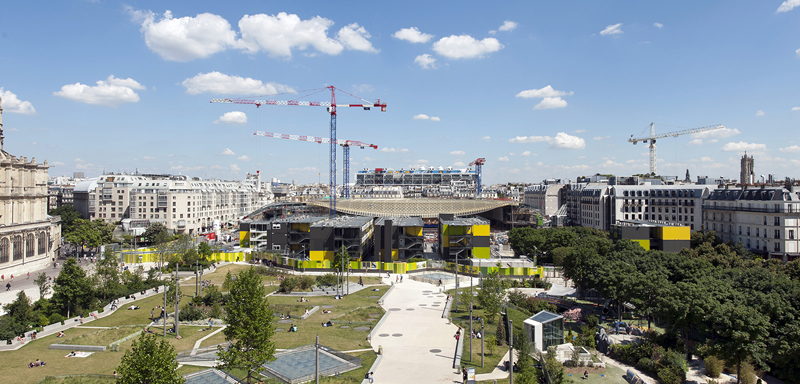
[454,252,458,313]
[508,319,513,384]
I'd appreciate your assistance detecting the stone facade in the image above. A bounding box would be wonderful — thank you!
[0,97,61,275]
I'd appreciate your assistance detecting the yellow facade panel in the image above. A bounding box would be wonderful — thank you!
[405,226,423,236]
[472,224,490,237]
[632,239,650,250]
[659,226,690,241]
[472,247,491,258]
[310,250,335,261]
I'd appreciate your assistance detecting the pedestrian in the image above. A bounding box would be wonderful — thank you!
[27,272,30,279]
[10,274,13,281]
[462,367,468,384]
[400,275,403,283]
[396,276,399,283]
[6,282,10,291]
[364,371,374,384]
[150,309,154,320]
[1,274,4,281]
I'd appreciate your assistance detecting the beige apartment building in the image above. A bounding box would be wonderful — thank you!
[74,174,260,234]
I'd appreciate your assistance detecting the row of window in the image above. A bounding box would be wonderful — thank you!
[0,232,49,263]
[621,190,696,198]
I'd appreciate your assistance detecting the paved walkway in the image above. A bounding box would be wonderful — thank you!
[370,274,461,384]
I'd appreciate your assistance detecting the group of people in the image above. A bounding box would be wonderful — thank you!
[279,313,292,320]
[287,323,298,332]
[395,275,404,283]
[321,321,334,327]
[27,359,46,368]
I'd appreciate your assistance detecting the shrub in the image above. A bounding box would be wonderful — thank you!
[37,314,49,328]
[740,361,757,384]
[202,286,223,306]
[254,266,282,277]
[210,302,222,319]
[316,273,337,287]
[496,321,506,346]
[661,350,688,373]
[585,314,599,328]
[280,276,299,292]
[637,357,654,372]
[179,304,208,322]
[704,356,723,378]
[49,313,65,325]
[657,367,682,384]
[298,276,315,291]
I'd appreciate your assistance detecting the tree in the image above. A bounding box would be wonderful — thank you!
[198,242,214,260]
[52,258,94,317]
[92,219,115,245]
[49,205,80,234]
[658,279,716,362]
[64,219,101,255]
[144,222,170,245]
[94,248,121,299]
[478,269,505,323]
[34,271,51,299]
[0,291,36,339]
[514,330,537,384]
[217,267,275,383]
[710,302,770,384]
[116,333,184,384]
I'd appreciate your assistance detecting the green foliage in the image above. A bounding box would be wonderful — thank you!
[739,361,757,384]
[34,271,51,299]
[514,330,537,384]
[485,334,496,356]
[496,317,506,346]
[94,250,121,299]
[574,325,596,349]
[49,205,80,233]
[704,355,723,378]
[254,266,282,277]
[143,222,170,245]
[210,302,222,319]
[52,258,95,317]
[0,291,36,339]
[279,276,299,292]
[218,267,275,384]
[49,313,65,325]
[202,286,223,306]
[179,304,208,322]
[316,273,338,287]
[297,275,315,291]
[657,366,682,384]
[585,314,599,328]
[544,345,567,384]
[477,270,504,323]
[116,333,184,384]
[637,357,655,372]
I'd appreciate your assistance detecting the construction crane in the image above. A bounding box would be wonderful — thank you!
[629,123,724,175]
[253,131,378,198]
[469,158,486,198]
[212,86,387,217]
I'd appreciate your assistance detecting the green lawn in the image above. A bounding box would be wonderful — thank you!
[267,284,387,351]
[58,326,140,347]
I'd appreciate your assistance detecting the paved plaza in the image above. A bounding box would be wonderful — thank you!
[370,275,462,384]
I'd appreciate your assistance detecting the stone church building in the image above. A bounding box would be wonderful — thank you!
[0,97,61,276]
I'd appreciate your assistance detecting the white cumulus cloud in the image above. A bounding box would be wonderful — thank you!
[238,12,346,58]
[237,155,251,162]
[701,156,713,162]
[756,110,765,116]
[432,35,503,59]
[453,161,466,167]
[481,136,491,141]
[509,132,585,149]
[392,27,433,43]
[381,148,409,153]
[687,139,703,146]
[777,0,800,13]
[128,8,240,62]
[515,85,573,99]
[230,164,241,172]
[221,148,236,156]
[721,142,767,152]
[413,114,440,121]
[779,145,800,153]
[143,156,155,161]
[0,88,36,115]
[337,23,379,53]
[450,150,465,156]
[792,107,800,111]
[54,75,144,107]
[51,161,65,166]
[414,54,437,69]
[600,23,623,36]
[215,111,248,124]
[653,23,663,28]
[498,156,509,162]
[522,151,531,156]
[498,21,518,32]
[533,97,567,110]
[182,72,294,95]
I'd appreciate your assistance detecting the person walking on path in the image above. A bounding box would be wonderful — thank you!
[462,367,468,384]
[5,282,10,291]
[27,272,30,279]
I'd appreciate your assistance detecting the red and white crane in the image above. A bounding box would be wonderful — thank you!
[469,158,486,198]
[253,130,378,198]
[212,86,387,217]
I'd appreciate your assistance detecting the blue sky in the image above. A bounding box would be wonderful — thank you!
[1,1,799,185]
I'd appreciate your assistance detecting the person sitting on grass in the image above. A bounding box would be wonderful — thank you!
[57,331,64,338]
[128,305,140,310]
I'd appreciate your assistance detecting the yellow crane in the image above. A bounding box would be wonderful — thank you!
[629,122,724,175]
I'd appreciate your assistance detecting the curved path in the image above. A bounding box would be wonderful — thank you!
[370,275,461,384]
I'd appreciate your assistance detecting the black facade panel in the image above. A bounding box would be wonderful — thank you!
[383,219,392,263]
[472,236,490,248]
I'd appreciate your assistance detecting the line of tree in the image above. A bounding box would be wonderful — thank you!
[509,226,800,383]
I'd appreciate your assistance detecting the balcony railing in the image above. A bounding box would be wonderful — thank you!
[704,205,794,214]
